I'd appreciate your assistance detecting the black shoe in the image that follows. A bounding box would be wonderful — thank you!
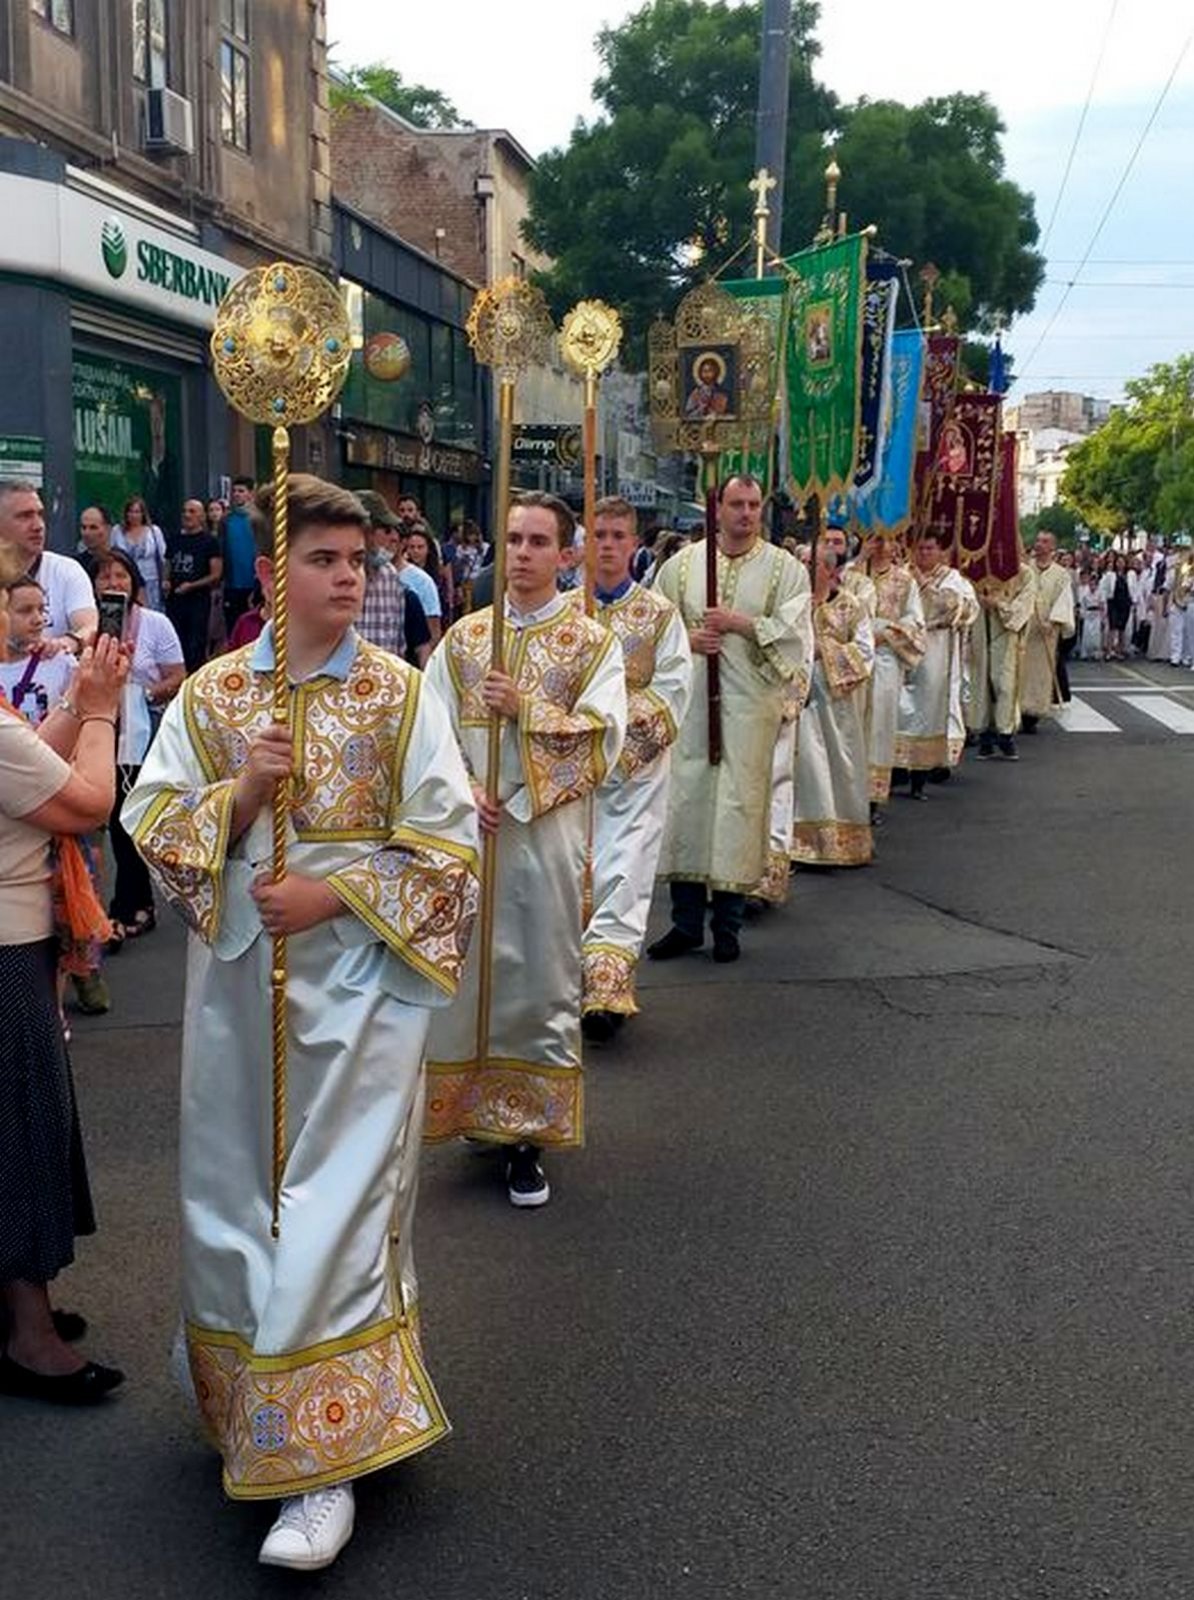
[505,1144,550,1208]
[647,927,703,961]
[1020,715,1039,734]
[976,738,995,760]
[0,1353,124,1405]
[997,735,1019,760]
[910,773,928,802]
[581,1010,620,1043]
[711,930,740,964]
[928,766,951,784]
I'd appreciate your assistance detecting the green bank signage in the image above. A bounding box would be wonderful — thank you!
[99,217,232,308]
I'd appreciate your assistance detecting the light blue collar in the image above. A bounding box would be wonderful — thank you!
[250,623,358,682]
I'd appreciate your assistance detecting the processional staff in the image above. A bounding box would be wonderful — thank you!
[210,264,352,1238]
[464,277,554,1070]
[561,299,623,616]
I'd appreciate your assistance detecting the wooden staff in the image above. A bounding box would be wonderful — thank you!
[209,263,352,1238]
[703,452,723,765]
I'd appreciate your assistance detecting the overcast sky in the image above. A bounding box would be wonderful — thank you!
[327,0,1194,404]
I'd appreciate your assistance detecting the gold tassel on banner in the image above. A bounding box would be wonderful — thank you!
[210,263,351,1238]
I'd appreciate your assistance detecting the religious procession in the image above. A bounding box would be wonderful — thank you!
[4,2,1192,1593]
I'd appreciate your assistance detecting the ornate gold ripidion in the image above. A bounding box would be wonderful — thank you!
[465,276,554,380]
[649,279,778,455]
[560,299,623,378]
[210,263,352,425]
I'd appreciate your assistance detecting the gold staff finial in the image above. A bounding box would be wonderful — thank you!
[211,263,351,1240]
[919,261,941,331]
[465,276,554,1073]
[815,156,842,246]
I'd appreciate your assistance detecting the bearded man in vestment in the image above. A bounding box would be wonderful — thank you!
[1021,533,1076,730]
[649,475,811,963]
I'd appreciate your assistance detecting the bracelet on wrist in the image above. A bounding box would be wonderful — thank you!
[56,697,80,719]
[81,715,118,728]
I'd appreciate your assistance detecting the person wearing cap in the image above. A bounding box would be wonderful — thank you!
[355,491,432,668]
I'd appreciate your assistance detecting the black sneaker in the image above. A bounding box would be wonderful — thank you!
[976,738,995,760]
[506,1144,550,1208]
[712,930,740,964]
[997,734,1019,761]
[581,1010,619,1043]
[647,927,703,961]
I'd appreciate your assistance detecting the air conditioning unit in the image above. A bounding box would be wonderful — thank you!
[145,87,194,156]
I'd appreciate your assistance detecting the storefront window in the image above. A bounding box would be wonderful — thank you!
[72,353,183,529]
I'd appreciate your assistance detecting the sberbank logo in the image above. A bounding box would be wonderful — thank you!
[101,217,128,279]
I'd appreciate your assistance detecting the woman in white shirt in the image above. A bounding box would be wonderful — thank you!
[110,495,168,613]
[91,549,185,942]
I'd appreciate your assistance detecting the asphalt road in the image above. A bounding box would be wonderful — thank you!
[5,656,1193,1600]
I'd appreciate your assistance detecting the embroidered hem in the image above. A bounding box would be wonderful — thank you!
[582,944,638,1016]
[423,1056,583,1147]
[868,764,893,803]
[893,732,950,771]
[187,1316,449,1501]
[791,820,873,867]
[752,849,792,906]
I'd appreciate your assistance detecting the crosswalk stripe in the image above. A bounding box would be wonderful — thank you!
[1119,694,1194,734]
[1055,697,1121,733]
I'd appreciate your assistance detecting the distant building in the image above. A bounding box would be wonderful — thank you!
[1013,426,1086,517]
[1005,390,1110,438]
[0,1,335,546]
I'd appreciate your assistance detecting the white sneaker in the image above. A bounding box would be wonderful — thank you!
[259,1483,355,1571]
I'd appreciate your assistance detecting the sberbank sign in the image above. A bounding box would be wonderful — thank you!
[100,216,231,308]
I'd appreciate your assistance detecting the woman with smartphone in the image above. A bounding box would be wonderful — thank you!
[91,550,185,945]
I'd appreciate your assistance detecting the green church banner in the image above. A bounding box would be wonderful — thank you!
[782,233,867,497]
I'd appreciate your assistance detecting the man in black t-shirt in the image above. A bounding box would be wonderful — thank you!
[166,498,224,671]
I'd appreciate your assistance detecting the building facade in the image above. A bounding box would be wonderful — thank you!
[335,201,488,534]
[0,0,333,549]
[1005,391,1111,438]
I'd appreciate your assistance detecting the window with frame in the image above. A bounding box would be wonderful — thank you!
[132,0,169,87]
[31,0,75,35]
[220,1,251,151]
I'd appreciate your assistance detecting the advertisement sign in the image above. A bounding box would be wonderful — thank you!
[511,425,582,468]
[0,435,45,487]
[72,354,183,526]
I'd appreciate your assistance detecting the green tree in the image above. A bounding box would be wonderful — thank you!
[1062,356,1194,535]
[523,0,832,353]
[330,63,470,129]
[523,2,1042,353]
[1022,502,1080,546]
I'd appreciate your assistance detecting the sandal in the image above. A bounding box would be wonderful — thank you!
[123,909,156,940]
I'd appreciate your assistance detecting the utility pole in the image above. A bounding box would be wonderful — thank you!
[754,0,791,264]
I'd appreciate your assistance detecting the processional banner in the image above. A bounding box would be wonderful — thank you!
[913,333,962,511]
[782,233,867,497]
[956,427,1022,590]
[924,391,1002,563]
[849,329,923,535]
[853,257,901,498]
[718,275,788,489]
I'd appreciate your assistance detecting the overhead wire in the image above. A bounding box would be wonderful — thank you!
[1016,24,1194,386]
[1037,0,1120,255]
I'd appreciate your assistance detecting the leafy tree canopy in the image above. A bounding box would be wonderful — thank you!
[1021,502,1080,546]
[330,63,470,129]
[523,1,1043,354]
[1062,355,1194,536]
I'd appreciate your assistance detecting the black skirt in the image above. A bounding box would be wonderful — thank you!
[0,938,96,1284]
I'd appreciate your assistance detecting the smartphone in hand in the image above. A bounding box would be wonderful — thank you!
[97,591,129,641]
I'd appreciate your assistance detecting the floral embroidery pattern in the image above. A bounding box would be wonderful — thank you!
[131,780,235,940]
[753,849,792,907]
[582,943,637,1016]
[424,1058,583,1147]
[187,1318,448,1500]
[791,818,873,867]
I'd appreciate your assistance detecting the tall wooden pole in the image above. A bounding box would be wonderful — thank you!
[755,0,791,262]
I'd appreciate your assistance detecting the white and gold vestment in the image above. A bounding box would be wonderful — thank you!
[654,539,812,892]
[965,565,1034,737]
[424,594,626,1145]
[584,582,692,1015]
[1021,560,1076,718]
[792,586,875,867]
[855,563,925,802]
[897,564,976,770]
[122,628,480,1501]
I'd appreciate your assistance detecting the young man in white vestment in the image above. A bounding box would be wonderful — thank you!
[966,550,1034,761]
[649,475,812,963]
[579,496,692,1042]
[1021,533,1076,732]
[424,493,627,1207]
[122,476,480,1571]
[791,525,876,867]
[849,528,925,817]
[895,527,977,796]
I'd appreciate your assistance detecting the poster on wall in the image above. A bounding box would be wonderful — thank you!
[0,435,45,487]
[72,354,182,527]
